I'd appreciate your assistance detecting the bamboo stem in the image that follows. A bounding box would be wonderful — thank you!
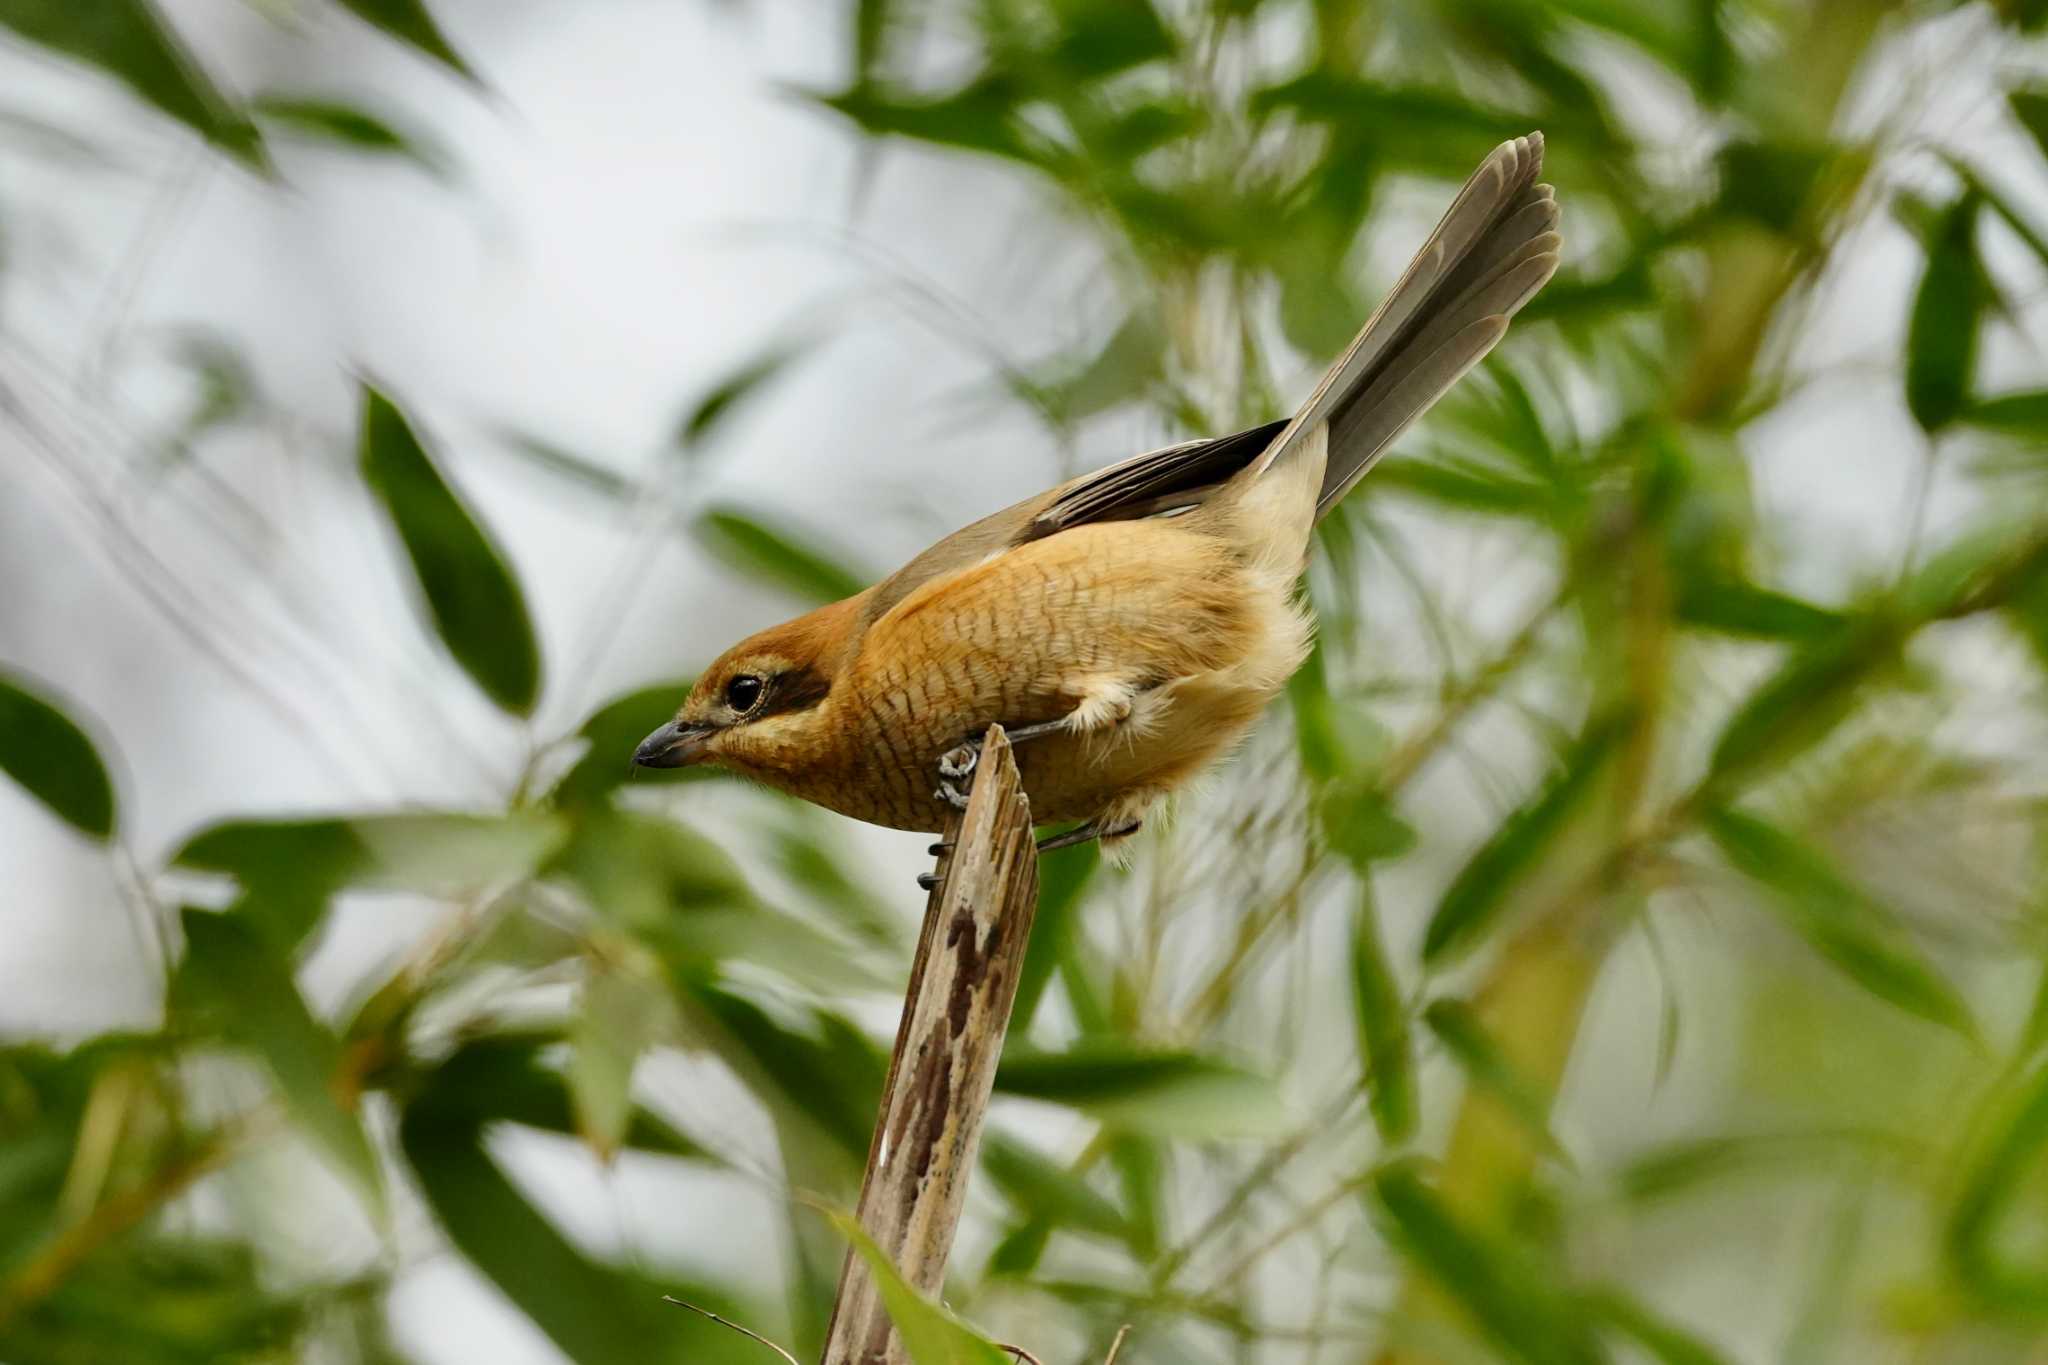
[821,725,1041,1365]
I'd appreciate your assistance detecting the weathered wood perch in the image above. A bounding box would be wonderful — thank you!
[821,724,1041,1365]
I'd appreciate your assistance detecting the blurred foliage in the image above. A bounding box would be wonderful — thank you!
[3,0,2048,1363]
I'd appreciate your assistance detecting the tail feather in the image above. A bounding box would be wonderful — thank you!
[1247,132,1560,519]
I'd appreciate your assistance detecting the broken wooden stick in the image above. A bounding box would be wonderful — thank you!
[820,724,1041,1365]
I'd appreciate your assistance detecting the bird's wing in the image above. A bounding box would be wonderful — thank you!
[1028,419,1288,537]
[861,134,1557,633]
[858,420,1289,629]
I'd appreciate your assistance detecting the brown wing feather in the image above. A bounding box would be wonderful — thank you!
[860,134,1559,637]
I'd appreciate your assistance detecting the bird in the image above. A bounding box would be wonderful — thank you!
[634,134,1559,860]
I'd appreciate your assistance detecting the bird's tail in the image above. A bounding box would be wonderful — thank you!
[1250,133,1559,518]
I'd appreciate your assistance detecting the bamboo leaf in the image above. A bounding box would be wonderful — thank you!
[1707,616,1900,786]
[1422,999,1565,1157]
[674,344,808,450]
[980,1133,1133,1244]
[358,386,542,714]
[995,1044,1288,1137]
[1965,389,2048,434]
[175,810,566,948]
[414,1035,708,1161]
[1675,577,1846,641]
[0,671,115,840]
[174,908,383,1211]
[1014,840,1098,1032]
[685,983,884,1163]
[1904,192,1982,432]
[1321,782,1418,868]
[692,506,870,605]
[1948,1060,2048,1311]
[2012,89,2048,164]
[252,96,444,175]
[1371,1163,1605,1365]
[1352,886,1416,1144]
[330,0,473,79]
[570,950,670,1161]
[823,1210,1011,1365]
[0,0,264,168]
[1704,807,1974,1035]
[1581,1287,1734,1365]
[399,1043,735,1364]
[1423,714,1627,964]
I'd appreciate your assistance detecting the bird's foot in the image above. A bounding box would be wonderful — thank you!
[917,819,1142,889]
[1036,818,1141,854]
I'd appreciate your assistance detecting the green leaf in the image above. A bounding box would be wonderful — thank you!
[1904,192,1982,432]
[4,1234,307,1362]
[489,428,636,504]
[674,345,807,450]
[692,505,870,605]
[995,1044,1288,1138]
[684,983,884,1164]
[1287,635,1389,785]
[980,1133,1133,1244]
[1376,458,1560,519]
[1948,1060,2048,1311]
[546,806,748,924]
[174,909,383,1210]
[1045,1,1175,79]
[814,76,1034,162]
[1372,1163,1605,1365]
[2012,89,2048,164]
[1014,840,1098,1032]
[1706,616,1901,786]
[823,1209,1011,1365]
[0,671,115,840]
[570,949,670,1161]
[1616,1130,1904,1204]
[0,0,263,168]
[414,1035,707,1161]
[1351,885,1416,1144]
[252,96,443,174]
[1674,577,1846,641]
[1422,999,1564,1156]
[1320,781,1418,868]
[175,810,566,948]
[1581,1287,1734,1365]
[1423,714,1627,964]
[1964,388,2048,435]
[400,1043,734,1365]
[358,386,541,713]
[330,0,473,79]
[1715,138,1833,236]
[1024,308,1164,423]
[1703,807,1974,1035]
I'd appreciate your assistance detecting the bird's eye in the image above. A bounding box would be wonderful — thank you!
[725,674,765,715]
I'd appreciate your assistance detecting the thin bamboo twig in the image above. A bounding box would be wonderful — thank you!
[662,1297,802,1365]
[821,725,1041,1365]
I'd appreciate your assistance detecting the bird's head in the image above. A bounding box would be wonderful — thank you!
[631,595,863,773]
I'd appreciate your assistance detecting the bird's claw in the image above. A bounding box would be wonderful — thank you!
[937,741,980,782]
[932,738,983,814]
[917,870,942,892]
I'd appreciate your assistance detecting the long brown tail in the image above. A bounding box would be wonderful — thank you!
[1250,133,1560,518]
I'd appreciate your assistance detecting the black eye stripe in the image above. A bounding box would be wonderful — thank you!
[720,666,830,722]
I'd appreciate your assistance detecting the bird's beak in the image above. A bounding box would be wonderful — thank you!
[633,719,714,769]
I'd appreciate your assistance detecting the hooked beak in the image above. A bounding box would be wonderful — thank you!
[633,719,714,769]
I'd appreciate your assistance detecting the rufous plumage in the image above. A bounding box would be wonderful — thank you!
[635,135,1560,853]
